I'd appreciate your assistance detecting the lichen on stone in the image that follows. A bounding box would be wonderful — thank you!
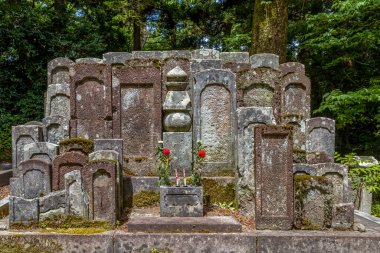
[132,190,160,207]
[58,138,94,155]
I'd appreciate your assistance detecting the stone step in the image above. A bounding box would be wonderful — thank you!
[128,216,242,233]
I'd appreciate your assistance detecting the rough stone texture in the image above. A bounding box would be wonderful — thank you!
[222,62,251,74]
[94,139,124,168]
[112,63,161,176]
[163,112,192,132]
[220,52,250,63]
[15,159,51,199]
[191,49,220,59]
[236,68,281,123]
[23,142,58,163]
[43,115,69,144]
[163,132,192,175]
[70,63,113,139]
[75,58,103,64]
[9,196,39,224]
[58,139,94,156]
[190,59,222,72]
[193,69,236,176]
[47,57,74,86]
[250,53,279,69]
[52,151,87,191]
[332,203,354,230]
[293,163,318,176]
[236,107,276,217]
[162,50,192,59]
[282,115,307,150]
[83,160,118,224]
[102,52,132,66]
[306,117,336,161]
[128,216,242,233]
[160,186,203,217]
[254,125,293,230]
[39,190,66,220]
[294,175,333,230]
[12,125,44,169]
[163,91,191,110]
[306,151,334,164]
[45,83,71,118]
[64,170,88,218]
[9,177,22,197]
[132,51,164,59]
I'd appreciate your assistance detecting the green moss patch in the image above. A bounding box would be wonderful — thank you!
[133,190,160,207]
[0,236,63,253]
[202,179,236,207]
[59,138,94,155]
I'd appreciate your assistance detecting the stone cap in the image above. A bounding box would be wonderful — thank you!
[167,66,188,82]
[250,53,279,70]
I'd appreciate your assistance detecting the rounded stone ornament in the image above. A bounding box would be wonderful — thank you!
[164,112,192,132]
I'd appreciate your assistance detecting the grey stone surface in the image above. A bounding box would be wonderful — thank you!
[23,142,58,163]
[163,132,192,175]
[9,196,39,224]
[0,197,9,218]
[102,52,132,66]
[128,216,242,233]
[332,203,354,230]
[45,83,70,118]
[47,57,74,86]
[220,52,249,63]
[282,116,306,150]
[39,190,66,220]
[64,170,88,218]
[306,117,336,160]
[166,66,188,82]
[191,49,220,59]
[293,163,318,176]
[163,112,192,132]
[94,139,124,167]
[250,53,279,69]
[162,50,191,59]
[12,125,44,169]
[163,91,191,110]
[160,186,203,217]
[75,58,103,63]
[132,51,164,59]
[190,59,222,72]
[9,177,21,197]
[236,107,275,217]
[193,69,236,176]
[43,115,69,144]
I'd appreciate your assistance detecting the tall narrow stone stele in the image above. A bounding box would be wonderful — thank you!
[112,59,162,175]
[193,69,236,176]
[163,66,192,175]
[70,63,113,139]
[43,115,69,144]
[254,125,293,230]
[236,107,275,217]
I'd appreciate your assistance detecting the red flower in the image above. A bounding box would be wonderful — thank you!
[198,149,206,158]
[163,148,171,156]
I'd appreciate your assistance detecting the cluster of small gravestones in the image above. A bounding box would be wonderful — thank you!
[9,49,354,230]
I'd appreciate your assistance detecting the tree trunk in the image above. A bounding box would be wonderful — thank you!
[133,21,142,51]
[250,0,288,63]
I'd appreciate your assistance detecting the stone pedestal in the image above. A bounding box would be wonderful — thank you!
[160,186,203,217]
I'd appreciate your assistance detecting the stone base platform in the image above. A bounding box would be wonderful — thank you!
[128,216,242,233]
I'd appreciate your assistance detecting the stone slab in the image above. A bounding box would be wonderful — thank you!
[43,115,69,144]
[102,52,132,66]
[163,132,192,176]
[47,57,74,86]
[75,58,103,63]
[23,142,58,164]
[332,203,354,230]
[45,83,70,118]
[190,59,222,72]
[250,53,279,69]
[128,216,242,233]
[0,170,12,187]
[306,117,336,160]
[220,52,249,63]
[254,125,293,230]
[94,139,124,167]
[162,50,191,59]
[39,190,66,220]
[64,170,88,218]
[9,196,39,224]
[191,49,220,59]
[132,51,163,59]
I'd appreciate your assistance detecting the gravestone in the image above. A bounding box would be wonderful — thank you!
[306,117,335,163]
[39,190,66,220]
[23,142,58,163]
[193,69,237,176]
[65,170,88,218]
[331,203,354,230]
[250,53,279,70]
[83,160,118,224]
[45,83,71,119]
[12,125,44,169]
[43,115,69,144]
[70,63,113,139]
[236,107,276,217]
[52,151,87,191]
[220,52,249,64]
[9,197,39,224]
[15,159,51,199]
[112,61,162,175]
[47,57,74,86]
[191,49,219,59]
[254,125,293,230]
[102,52,132,66]
[94,139,124,168]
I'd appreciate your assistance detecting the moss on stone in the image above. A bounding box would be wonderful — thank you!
[0,236,63,253]
[39,227,108,235]
[59,138,94,155]
[132,190,160,207]
[202,179,236,207]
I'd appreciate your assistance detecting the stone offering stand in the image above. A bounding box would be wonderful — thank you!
[1,49,380,252]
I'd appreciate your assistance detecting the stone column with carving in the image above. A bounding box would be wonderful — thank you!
[163,66,192,176]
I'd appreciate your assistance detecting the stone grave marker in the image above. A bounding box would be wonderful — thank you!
[43,115,69,144]
[65,170,89,218]
[45,83,71,119]
[23,142,58,163]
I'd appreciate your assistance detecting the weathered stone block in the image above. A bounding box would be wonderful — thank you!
[306,117,335,161]
[47,57,74,86]
[12,125,44,169]
[190,59,222,72]
[163,91,191,110]
[282,115,307,150]
[23,142,58,163]
[294,175,333,230]
[65,170,88,218]
[220,52,249,63]
[132,51,163,59]
[331,203,354,230]
[70,63,113,139]
[15,159,51,199]
[163,112,192,132]
[112,63,162,176]
[9,196,39,224]
[160,186,203,217]
[191,49,219,59]
[43,115,69,144]
[39,190,66,220]
[306,151,334,164]
[163,132,192,175]
[45,83,70,118]
[255,125,293,230]
[250,53,279,69]
[162,50,191,59]
[94,139,124,168]
[102,52,132,66]
[75,58,103,63]
[193,69,236,176]
[58,138,94,156]
[222,62,251,74]
[10,177,22,197]
[236,107,275,217]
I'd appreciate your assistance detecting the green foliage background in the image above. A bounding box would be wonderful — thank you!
[0,0,379,161]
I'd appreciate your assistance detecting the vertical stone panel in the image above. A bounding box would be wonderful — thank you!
[255,125,293,230]
[70,63,112,139]
[236,107,275,217]
[45,83,71,118]
[65,170,88,218]
[306,117,335,161]
[47,57,74,86]
[43,115,69,144]
[112,63,161,175]
[193,69,236,176]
